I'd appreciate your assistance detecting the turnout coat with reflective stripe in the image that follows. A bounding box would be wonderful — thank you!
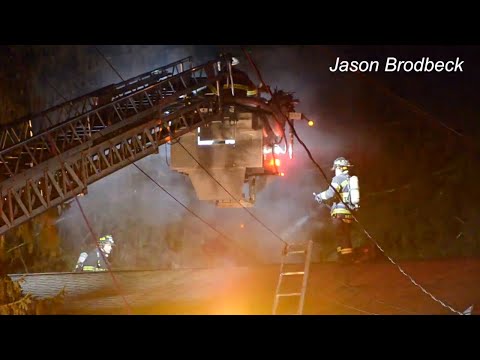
[319,173,352,216]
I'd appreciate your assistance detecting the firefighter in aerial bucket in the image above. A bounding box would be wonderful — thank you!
[207,55,258,98]
[314,157,360,264]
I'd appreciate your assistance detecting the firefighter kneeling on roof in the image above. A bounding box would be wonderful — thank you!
[74,235,115,272]
[314,157,360,264]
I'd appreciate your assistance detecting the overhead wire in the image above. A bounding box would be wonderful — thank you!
[130,161,261,263]
[93,46,263,264]
[4,45,133,314]
[176,141,289,247]
[241,47,465,315]
[7,45,460,315]
[45,126,133,315]
[92,44,469,315]
[94,45,290,248]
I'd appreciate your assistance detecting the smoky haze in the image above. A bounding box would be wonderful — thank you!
[225,45,381,262]
[52,45,380,269]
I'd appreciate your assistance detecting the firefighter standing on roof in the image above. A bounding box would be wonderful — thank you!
[74,235,115,272]
[314,157,359,263]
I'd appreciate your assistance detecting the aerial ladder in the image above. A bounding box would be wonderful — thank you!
[0,54,305,236]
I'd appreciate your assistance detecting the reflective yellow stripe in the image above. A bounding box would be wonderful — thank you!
[208,84,218,94]
[340,248,353,254]
[208,84,257,96]
[223,83,250,91]
[341,179,349,188]
[83,266,107,272]
[332,208,352,215]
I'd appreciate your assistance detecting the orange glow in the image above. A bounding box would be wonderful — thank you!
[308,120,314,127]
[280,172,285,177]
[268,158,282,171]
[240,224,245,228]
[268,158,281,167]
[211,302,248,315]
[165,136,171,143]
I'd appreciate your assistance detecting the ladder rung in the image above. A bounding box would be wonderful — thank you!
[276,293,301,297]
[281,271,304,276]
[286,250,305,255]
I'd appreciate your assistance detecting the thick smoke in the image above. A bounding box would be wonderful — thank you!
[52,45,381,269]
[214,46,380,262]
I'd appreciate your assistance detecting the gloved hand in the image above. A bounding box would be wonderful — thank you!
[313,192,323,203]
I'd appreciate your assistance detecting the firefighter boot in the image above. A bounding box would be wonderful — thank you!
[337,247,354,264]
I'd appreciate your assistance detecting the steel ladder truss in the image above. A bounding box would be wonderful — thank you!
[0,57,194,151]
[272,240,313,315]
[0,56,233,235]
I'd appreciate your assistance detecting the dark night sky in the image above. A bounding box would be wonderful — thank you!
[29,44,478,137]
[250,45,480,135]
[3,44,480,265]
[326,45,480,133]
[37,45,480,246]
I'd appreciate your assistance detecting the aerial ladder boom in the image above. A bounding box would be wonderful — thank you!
[0,56,231,235]
[0,57,193,151]
[0,54,303,236]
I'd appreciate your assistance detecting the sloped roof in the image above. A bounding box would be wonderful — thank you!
[8,258,480,315]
